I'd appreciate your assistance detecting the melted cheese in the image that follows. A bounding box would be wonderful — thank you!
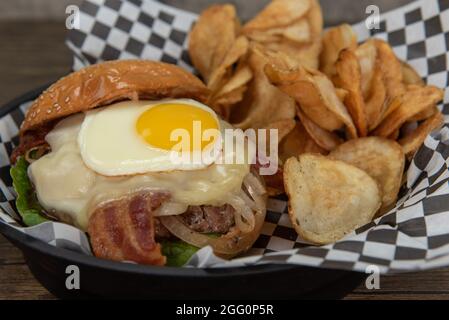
[28,113,250,230]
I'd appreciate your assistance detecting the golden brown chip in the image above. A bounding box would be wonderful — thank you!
[215,65,253,97]
[373,85,444,137]
[329,137,405,215]
[399,111,444,160]
[365,63,387,131]
[257,45,300,70]
[212,87,249,120]
[401,61,424,86]
[320,24,357,77]
[210,65,253,119]
[284,154,381,245]
[279,121,326,163]
[355,40,377,99]
[335,49,368,136]
[261,36,321,71]
[278,19,312,43]
[262,118,297,145]
[388,129,400,140]
[371,39,406,128]
[252,0,323,69]
[375,39,405,98]
[265,68,342,131]
[335,88,348,102]
[298,109,343,151]
[265,64,357,138]
[408,105,439,122]
[208,36,250,94]
[230,46,296,133]
[242,0,312,33]
[312,72,358,139]
[189,4,240,82]
[246,19,311,44]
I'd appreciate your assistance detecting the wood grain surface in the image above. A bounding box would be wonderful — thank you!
[0,16,448,300]
[0,0,412,25]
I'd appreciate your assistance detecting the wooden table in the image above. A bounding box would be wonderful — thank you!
[1,18,448,300]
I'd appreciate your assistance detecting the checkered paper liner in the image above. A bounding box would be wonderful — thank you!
[0,0,449,274]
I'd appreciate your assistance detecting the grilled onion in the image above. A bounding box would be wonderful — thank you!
[160,171,266,257]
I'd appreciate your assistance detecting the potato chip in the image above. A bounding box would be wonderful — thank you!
[408,105,438,122]
[320,24,357,77]
[263,41,320,69]
[313,73,358,139]
[290,80,344,131]
[329,137,405,215]
[215,65,253,97]
[253,0,323,69]
[258,45,300,70]
[284,154,381,244]
[365,63,387,131]
[335,49,368,136]
[366,39,406,128]
[208,36,250,94]
[189,4,240,82]
[375,40,405,98]
[280,19,312,43]
[262,119,297,145]
[373,85,444,137]
[399,111,444,159]
[265,64,357,138]
[355,39,377,99]
[388,129,400,140]
[279,121,326,163]
[401,61,424,86]
[298,109,343,151]
[211,65,253,119]
[335,88,348,102]
[212,87,249,120]
[242,0,311,33]
[246,19,311,44]
[230,46,296,135]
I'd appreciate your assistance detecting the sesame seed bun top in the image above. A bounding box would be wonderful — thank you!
[20,59,209,135]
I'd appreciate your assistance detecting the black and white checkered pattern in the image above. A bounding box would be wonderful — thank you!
[1,0,449,273]
[66,0,196,72]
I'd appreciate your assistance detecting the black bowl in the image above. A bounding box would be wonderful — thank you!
[0,86,365,299]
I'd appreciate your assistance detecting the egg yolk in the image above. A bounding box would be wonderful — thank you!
[136,103,219,152]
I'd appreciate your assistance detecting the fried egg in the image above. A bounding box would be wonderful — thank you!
[78,99,223,176]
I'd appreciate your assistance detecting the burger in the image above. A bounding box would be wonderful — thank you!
[10,60,267,266]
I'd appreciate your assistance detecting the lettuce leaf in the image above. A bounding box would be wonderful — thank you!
[161,233,224,266]
[10,157,48,226]
[161,240,199,267]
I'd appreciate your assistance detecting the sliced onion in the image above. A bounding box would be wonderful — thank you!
[160,215,213,247]
[160,171,267,257]
[238,189,257,211]
[24,145,50,163]
[244,171,266,195]
[228,194,255,233]
[243,172,266,212]
[154,202,188,217]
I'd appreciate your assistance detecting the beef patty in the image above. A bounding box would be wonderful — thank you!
[155,204,236,240]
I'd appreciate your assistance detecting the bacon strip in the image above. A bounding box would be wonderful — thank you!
[88,192,170,266]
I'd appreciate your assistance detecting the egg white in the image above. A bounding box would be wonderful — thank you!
[77,99,223,176]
